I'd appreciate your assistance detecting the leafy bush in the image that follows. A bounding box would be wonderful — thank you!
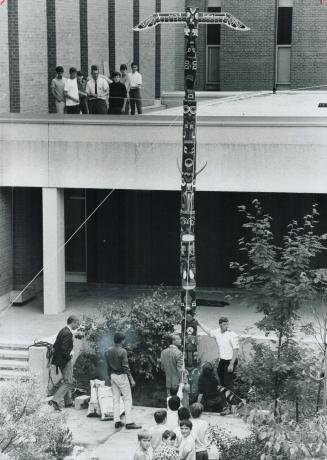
[248,408,327,459]
[208,425,263,460]
[0,378,73,460]
[78,287,181,380]
[73,352,100,393]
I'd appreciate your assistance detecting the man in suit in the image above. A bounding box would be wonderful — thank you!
[160,334,184,396]
[49,315,80,411]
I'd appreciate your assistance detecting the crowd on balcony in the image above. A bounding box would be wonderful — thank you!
[50,63,143,116]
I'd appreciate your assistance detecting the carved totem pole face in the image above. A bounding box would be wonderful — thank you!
[180,7,199,368]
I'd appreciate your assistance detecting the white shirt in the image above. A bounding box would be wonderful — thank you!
[179,435,196,460]
[128,71,142,88]
[209,329,239,360]
[86,77,109,100]
[64,78,79,106]
[191,418,208,453]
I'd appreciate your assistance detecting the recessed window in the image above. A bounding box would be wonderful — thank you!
[277,7,292,45]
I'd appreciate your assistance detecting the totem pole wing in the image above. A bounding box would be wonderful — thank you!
[198,12,250,31]
[133,12,187,30]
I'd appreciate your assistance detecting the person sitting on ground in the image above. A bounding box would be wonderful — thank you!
[179,420,196,460]
[197,362,224,413]
[166,394,181,430]
[133,429,152,460]
[153,430,179,460]
[149,410,167,452]
[174,407,191,447]
[190,403,209,460]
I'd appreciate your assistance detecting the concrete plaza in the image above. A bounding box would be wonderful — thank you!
[66,404,250,460]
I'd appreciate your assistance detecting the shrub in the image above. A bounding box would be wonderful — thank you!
[0,378,73,460]
[207,425,263,460]
[78,286,181,380]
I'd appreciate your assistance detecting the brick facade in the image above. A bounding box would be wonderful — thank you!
[56,0,81,74]
[47,0,57,113]
[0,3,9,113]
[7,0,20,112]
[0,189,12,297]
[19,0,48,113]
[88,0,108,75]
[139,0,155,106]
[80,0,88,76]
[291,0,327,89]
[108,0,115,74]
[115,0,133,72]
[220,0,275,91]
[13,189,43,290]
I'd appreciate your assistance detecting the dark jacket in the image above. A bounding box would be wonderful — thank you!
[52,326,73,368]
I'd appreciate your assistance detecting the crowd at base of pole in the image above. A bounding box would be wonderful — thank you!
[49,314,240,460]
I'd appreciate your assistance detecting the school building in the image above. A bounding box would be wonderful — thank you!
[0,0,327,115]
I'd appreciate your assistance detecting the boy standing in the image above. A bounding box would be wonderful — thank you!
[51,66,66,114]
[128,62,142,115]
[64,67,80,114]
[120,64,131,114]
[179,420,196,460]
[108,72,127,114]
[133,429,152,460]
[190,403,209,460]
[105,332,141,429]
[149,410,167,451]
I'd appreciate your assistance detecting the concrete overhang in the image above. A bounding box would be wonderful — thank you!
[1,92,327,193]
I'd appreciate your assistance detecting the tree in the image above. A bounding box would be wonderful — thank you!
[231,200,327,414]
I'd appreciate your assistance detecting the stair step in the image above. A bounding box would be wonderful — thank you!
[0,349,29,360]
[0,359,29,370]
[0,369,30,380]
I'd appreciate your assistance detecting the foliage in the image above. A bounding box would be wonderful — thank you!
[248,408,327,459]
[0,378,73,460]
[79,287,181,380]
[234,338,323,419]
[207,425,262,460]
[73,352,100,393]
[231,200,327,411]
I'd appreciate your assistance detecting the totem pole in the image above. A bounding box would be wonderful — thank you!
[134,8,249,376]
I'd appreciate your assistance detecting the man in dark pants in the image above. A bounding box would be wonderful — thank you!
[86,65,109,114]
[49,315,80,411]
[128,62,142,115]
[196,316,239,414]
[160,333,184,397]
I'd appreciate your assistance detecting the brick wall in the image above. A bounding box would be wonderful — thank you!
[18,0,48,113]
[88,0,108,75]
[160,0,185,93]
[47,0,57,113]
[291,0,327,89]
[220,0,275,91]
[139,0,155,106]
[0,189,12,297]
[56,0,80,74]
[115,0,133,72]
[0,3,9,113]
[13,188,43,289]
[7,0,20,112]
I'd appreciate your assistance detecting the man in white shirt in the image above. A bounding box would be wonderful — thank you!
[196,316,239,397]
[86,64,109,114]
[64,67,80,114]
[128,62,142,115]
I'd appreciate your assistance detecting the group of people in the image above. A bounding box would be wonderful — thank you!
[50,62,143,116]
[48,314,239,460]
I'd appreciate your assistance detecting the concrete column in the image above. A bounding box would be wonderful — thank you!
[42,188,65,314]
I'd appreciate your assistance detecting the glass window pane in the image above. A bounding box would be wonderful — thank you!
[277,7,292,45]
[207,7,221,46]
[207,47,220,83]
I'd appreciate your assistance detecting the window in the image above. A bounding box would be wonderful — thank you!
[277,7,292,45]
[207,7,221,46]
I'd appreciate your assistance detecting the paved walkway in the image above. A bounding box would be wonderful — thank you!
[66,405,250,460]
